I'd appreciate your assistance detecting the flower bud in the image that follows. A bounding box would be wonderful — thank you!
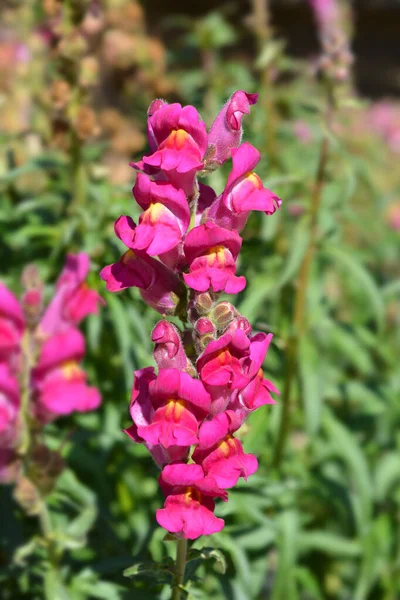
[210,301,236,329]
[225,316,252,336]
[195,318,215,335]
[194,292,215,315]
[13,477,41,516]
[152,321,190,371]
[79,56,99,88]
[50,79,71,111]
[193,319,216,354]
[21,265,44,327]
[74,106,100,140]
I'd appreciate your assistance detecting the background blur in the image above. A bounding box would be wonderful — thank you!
[1,1,400,599]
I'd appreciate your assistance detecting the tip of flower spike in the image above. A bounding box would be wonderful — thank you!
[147,98,168,117]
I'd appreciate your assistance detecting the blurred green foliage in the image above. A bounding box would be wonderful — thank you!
[1,1,400,599]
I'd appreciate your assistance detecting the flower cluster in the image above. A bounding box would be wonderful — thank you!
[0,253,102,482]
[102,91,281,540]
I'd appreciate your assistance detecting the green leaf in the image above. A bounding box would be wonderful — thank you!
[374,453,400,502]
[323,246,385,333]
[299,336,324,435]
[299,531,361,557]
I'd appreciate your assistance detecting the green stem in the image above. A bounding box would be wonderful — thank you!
[273,100,333,469]
[172,538,188,600]
[70,135,87,213]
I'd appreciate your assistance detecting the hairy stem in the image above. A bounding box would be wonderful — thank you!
[172,538,188,600]
[273,100,333,468]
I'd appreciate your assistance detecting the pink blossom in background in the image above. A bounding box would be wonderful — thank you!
[293,120,313,145]
[0,283,25,361]
[370,102,400,153]
[0,363,20,444]
[0,253,102,466]
[386,202,400,231]
[39,253,103,337]
[309,0,338,30]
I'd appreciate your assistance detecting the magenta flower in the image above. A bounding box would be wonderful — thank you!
[156,463,227,539]
[183,222,246,294]
[207,91,258,166]
[33,329,100,422]
[129,368,211,449]
[197,329,276,415]
[0,283,25,360]
[39,253,102,337]
[193,412,258,489]
[132,174,190,256]
[142,103,208,197]
[100,216,185,315]
[0,362,20,444]
[205,142,281,232]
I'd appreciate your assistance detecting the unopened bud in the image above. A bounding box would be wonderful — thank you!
[210,301,236,329]
[50,79,71,111]
[74,106,100,140]
[58,31,88,61]
[225,316,252,336]
[13,477,41,516]
[194,292,214,315]
[195,318,215,336]
[79,56,99,88]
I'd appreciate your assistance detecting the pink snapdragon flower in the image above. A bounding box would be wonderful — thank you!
[205,142,281,231]
[156,463,227,539]
[0,283,25,360]
[33,328,101,422]
[151,321,193,372]
[197,329,276,415]
[131,174,190,256]
[39,253,102,337]
[100,216,185,315]
[128,367,211,449]
[183,222,246,294]
[193,412,258,489]
[208,91,258,166]
[141,103,208,197]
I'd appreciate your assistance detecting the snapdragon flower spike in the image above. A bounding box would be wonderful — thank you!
[129,367,211,450]
[156,463,227,539]
[132,173,190,256]
[39,253,102,338]
[205,143,281,232]
[0,283,25,360]
[151,321,193,373]
[197,329,277,415]
[184,222,246,294]
[33,328,101,422]
[141,103,208,197]
[193,412,258,489]
[0,362,20,445]
[207,91,258,167]
[100,216,185,315]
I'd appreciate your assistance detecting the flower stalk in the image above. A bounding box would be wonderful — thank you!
[172,538,188,600]
[273,95,334,468]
